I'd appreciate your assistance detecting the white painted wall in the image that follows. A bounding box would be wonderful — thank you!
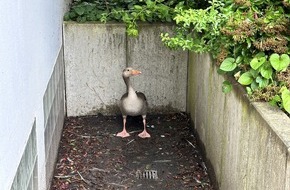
[0,0,70,189]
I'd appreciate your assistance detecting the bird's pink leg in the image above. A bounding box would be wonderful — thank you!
[138,116,151,138]
[117,116,130,138]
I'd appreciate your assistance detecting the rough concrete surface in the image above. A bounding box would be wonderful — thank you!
[63,22,187,117]
[127,23,188,113]
[64,23,127,117]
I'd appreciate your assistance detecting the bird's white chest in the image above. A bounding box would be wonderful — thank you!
[122,95,143,115]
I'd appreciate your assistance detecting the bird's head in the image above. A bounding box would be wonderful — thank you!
[122,67,142,78]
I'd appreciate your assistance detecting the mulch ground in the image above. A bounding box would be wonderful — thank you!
[50,113,215,190]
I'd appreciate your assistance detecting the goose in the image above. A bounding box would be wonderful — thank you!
[116,67,150,138]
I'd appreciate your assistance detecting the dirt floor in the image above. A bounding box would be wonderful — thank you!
[50,113,215,190]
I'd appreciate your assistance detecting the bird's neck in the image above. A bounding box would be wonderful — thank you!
[123,76,136,95]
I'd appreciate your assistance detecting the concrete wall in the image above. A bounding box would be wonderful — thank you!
[0,0,70,189]
[64,22,188,117]
[187,53,290,190]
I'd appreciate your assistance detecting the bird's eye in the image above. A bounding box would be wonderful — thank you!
[127,69,130,71]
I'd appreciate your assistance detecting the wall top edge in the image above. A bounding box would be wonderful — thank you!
[227,68,290,150]
[252,102,290,150]
[63,21,175,26]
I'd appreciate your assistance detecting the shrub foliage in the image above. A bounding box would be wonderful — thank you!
[64,0,208,35]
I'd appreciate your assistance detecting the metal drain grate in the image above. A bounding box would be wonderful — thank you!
[136,170,158,179]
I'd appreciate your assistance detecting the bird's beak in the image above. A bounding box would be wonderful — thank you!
[131,70,142,76]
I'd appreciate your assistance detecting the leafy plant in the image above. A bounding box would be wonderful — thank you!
[161,0,228,53]
[160,0,290,114]
[221,1,290,113]
[64,0,208,36]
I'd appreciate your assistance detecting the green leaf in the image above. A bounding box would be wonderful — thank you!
[134,5,143,10]
[146,0,154,8]
[84,4,95,12]
[246,38,251,48]
[250,56,266,70]
[269,94,282,106]
[64,12,71,21]
[127,28,138,36]
[281,88,290,113]
[249,69,259,78]
[246,87,252,95]
[238,72,253,85]
[256,52,266,58]
[260,63,273,79]
[236,56,243,64]
[140,14,146,22]
[222,81,232,93]
[76,16,87,22]
[273,94,282,102]
[220,57,237,71]
[250,81,259,90]
[73,6,85,16]
[255,76,269,88]
[269,53,290,71]
[69,11,77,19]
